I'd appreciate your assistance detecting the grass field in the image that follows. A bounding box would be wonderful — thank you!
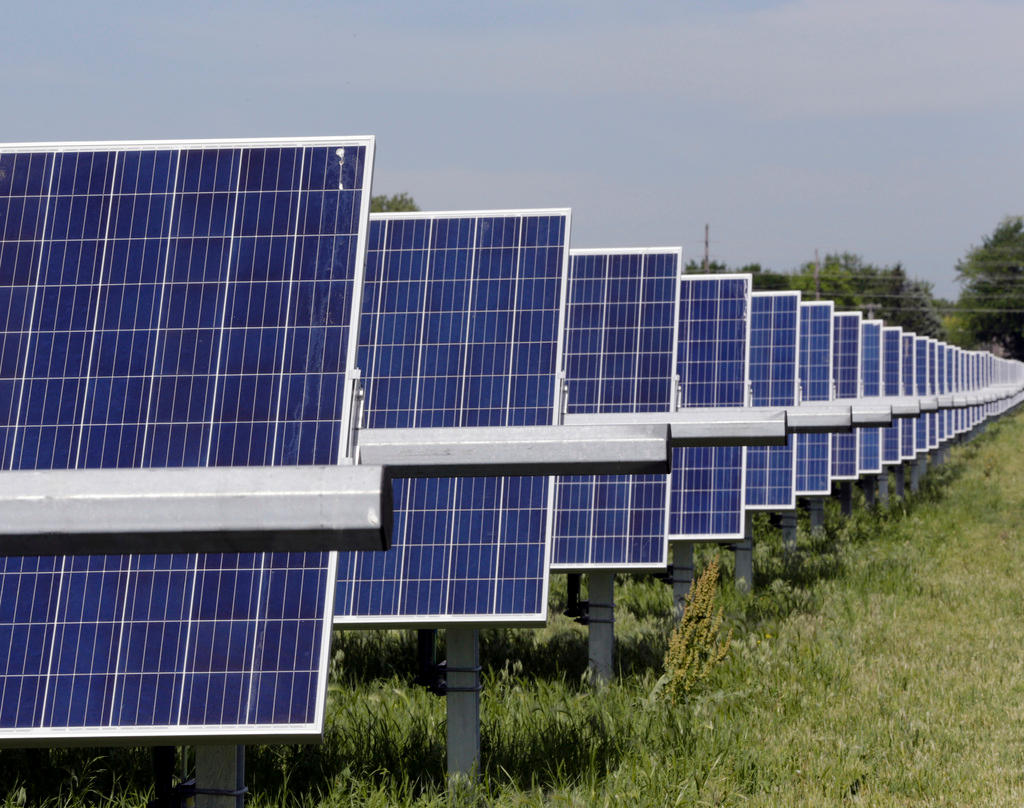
[3,412,1023,806]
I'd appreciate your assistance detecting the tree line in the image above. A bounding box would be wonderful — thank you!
[371,193,1024,360]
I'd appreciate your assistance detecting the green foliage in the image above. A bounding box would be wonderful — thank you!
[662,556,733,704]
[370,192,419,213]
[686,253,947,338]
[956,215,1024,358]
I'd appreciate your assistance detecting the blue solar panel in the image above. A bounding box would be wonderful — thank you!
[954,348,965,434]
[936,343,947,443]
[881,326,902,465]
[335,209,570,626]
[795,300,833,497]
[745,292,799,510]
[0,136,374,742]
[552,248,680,571]
[831,312,861,479]
[900,333,917,460]
[669,274,750,541]
[915,336,929,454]
[946,344,954,438]
[857,320,882,475]
[927,340,938,449]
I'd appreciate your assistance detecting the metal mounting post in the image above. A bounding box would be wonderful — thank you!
[670,542,694,618]
[838,481,853,516]
[893,464,906,498]
[780,511,798,554]
[587,572,615,684]
[807,498,825,534]
[151,747,176,808]
[877,471,889,507]
[446,628,481,780]
[195,745,245,808]
[734,512,754,594]
[861,476,877,509]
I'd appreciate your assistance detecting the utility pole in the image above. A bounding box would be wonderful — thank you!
[703,224,709,273]
[814,249,821,300]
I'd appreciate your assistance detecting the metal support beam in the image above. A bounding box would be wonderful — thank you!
[807,498,825,534]
[360,423,671,477]
[587,572,615,684]
[0,465,390,555]
[734,513,754,594]
[563,409,789,447]
[671,542,694,618]
[861,476,877,509]
[780,511,798,554]
[446,628,481,780]
[893,464,906,499]
[838,481,853,516]
[195,745,245,808]
[877,471,889,508]
[912,456,927,492]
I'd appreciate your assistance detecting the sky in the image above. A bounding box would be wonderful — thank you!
[4,0,1023,299]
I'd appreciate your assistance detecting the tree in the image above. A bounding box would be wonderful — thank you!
[956,216,1024,359]
[788,254,946,338]
[370,192,419,213]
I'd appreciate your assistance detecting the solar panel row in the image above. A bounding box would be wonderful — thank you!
[3,137,1022,753]
[745,292,799,510]
[670,275,750,541]
[0,137,375,742]
[335,210,570,627]
[552,248,680,572]
[795,301,833,497]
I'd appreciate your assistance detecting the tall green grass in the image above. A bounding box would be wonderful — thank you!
[4,414,1024,806]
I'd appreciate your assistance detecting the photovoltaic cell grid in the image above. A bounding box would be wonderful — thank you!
[552,248,680,571]
[669,274,750,540]
[928,340,938,449]
[795,300,833,497]
[857,321,882,475]
[745,292,799,510]
[831,312,861,480]
[937,343,947,443]
[945,345,956,437]
[881,327,902,465]
[915,336,929,454]
[0,137,374,741]
[900,333,917,460]
[335,210,570,626]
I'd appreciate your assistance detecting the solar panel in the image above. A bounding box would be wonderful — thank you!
[936,343,947,443]
[900,332,917,460]
[857,320,882,475]
[795,300,833,497]
[955,348,966,434]
[669,274,750,541]
[830,312,861,480]
[745,291,799,510]
[551,248,680,571]
[927,339,938,449]
[881,326,902,465]
[945,344,955,437]
[0,136,374,742]
[915,336,929,454]
[335,209,571,626]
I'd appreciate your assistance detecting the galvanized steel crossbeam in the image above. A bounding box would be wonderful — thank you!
[0,465,390,555]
